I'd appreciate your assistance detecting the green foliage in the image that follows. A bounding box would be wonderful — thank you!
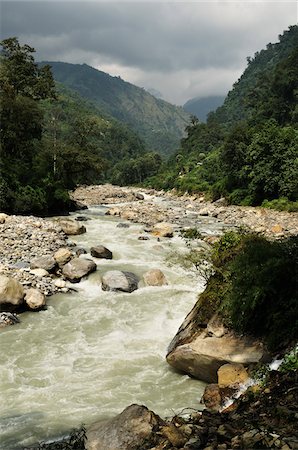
[180,228,203,240]
[261,197,298,212]
[13,186,47,215]
[279,346,298,372]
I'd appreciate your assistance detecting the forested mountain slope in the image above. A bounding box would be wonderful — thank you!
[148,25,298,210]
[183,95,225,122]
[40,61,190,157]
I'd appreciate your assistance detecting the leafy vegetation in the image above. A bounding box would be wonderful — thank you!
[0,38,161,214]
[148,26,298,210]
[40,61,190,157]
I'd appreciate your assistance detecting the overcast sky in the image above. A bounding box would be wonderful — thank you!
[1,1,297,105]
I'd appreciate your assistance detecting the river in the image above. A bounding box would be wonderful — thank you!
[0,204,213,449]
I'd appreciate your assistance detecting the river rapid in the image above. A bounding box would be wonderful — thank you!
[0,204,213,449]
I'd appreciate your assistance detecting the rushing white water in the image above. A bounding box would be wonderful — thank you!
[0,206,208,449]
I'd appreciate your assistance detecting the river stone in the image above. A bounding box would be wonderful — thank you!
[101,270,139,293]
[62,258,96,283]
[0,275,24,311]
[217,363,249,387]
[0,213,8,224]
[143,269,168,286]
[167,331,264,383]
[54,279,66,288]
[152,222,173,238]
[24,288,46,310]
[54,247,73,267]
[86,404,160,450]
[30,256,56,272]
[202,384,222,411]
[59,219,86,235]
[90,245,113,259]
[0,312,20,328]
[30,268,49,278]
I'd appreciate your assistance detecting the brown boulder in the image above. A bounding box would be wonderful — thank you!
[59,219,86,235]
[24,288,46,310]
[54,248,73,267]
[152,222,173,237]
[143,268,168,286]
[90,246,113,259]
[217,363,249,387]
[0,275,24,311]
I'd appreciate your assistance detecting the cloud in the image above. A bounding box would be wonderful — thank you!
[1,1,296,104]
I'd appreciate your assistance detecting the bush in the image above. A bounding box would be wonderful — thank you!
[13,185,47,215]
[261,197,298,212]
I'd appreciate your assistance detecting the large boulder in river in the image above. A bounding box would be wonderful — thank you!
[217,363,249,387]
[30,255,56,272]
[86,404,161,450]
[59,219,86,235]
[62,258,96,282]
[102,270,139,293]
[90,245,113,259]
[24,288,46,310]
[143,268,168,286]
[0,275,24,311]
[54,248,73,267]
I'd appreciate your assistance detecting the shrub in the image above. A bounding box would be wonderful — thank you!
[13,185,47,215]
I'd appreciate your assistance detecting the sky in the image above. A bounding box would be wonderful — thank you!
[1,1,297,105]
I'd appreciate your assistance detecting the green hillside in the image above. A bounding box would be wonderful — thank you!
[40,61,190,157]
[148,25,298,210]
[183,95,225,122]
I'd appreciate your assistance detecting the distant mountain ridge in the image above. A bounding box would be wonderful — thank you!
[40,61,190,157]
[183,95,225,122]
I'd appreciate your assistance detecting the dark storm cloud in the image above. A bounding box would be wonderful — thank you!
[1,1,296,104]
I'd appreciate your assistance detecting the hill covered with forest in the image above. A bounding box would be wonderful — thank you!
[183,95,225,122]
[40,61,190,157]
[148,25,298,211]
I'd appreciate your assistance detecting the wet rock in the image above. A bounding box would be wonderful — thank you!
[202,384,222,411]
[143,268,168,286]
[0,213,8,224]
[62,258,96,282]
[24,288,46,310]
[74,247,87,256]
[217,363,249,387]
[102,270,139,293]
[90,245,113,259]
[138,235,149,240]
[59,219,86,235]
[116,222,130,228]
[152,222,174,237]
[134,192,144,200]
[54,248,73,267]
[161,423,188,447]
[86,404,161,450]
[76,215,89,221]
[30,268,49,278]
[0,312,20,327]
[54,278,66,288]
[0,275,24,311]
[30,256,56,272]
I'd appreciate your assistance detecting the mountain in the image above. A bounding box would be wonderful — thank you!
[40,62,190,157]
[146,88,163,99]
[183,95,225,122]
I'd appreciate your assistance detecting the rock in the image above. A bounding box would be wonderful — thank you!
[271,224,284,234]
[217,363,249,387]
[62,258,96,282]
[90,245,113,259]
[54,248,73,267]
[202,384,222,411]
[86,404,161,450]
[24,288,46,310]
[138,236,149,240]
[76,215,89,221]
[29,268,49,278]
[198,208,210,216]
[134,192,144,200]
[102,270,139,293]
[161,424,187,447]
[59,219,86,235]
[0,275,24,311]
[54,279,66,288]
[167,314,264,383]
[30,256,56,272]
[116,223,130,228]
[0,213,8,224]
[74,247,87,256]
[152,222,174,237]
[0,312,20,327]
[213,197,228,206]
[106,207,121,216]
[143,269,168,286]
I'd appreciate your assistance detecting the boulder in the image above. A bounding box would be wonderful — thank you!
[86,404,161,450]
[29,268,49,278]
[54,248,73,267]
[24,288,46,310]
[62,258,96,282]
[143,268,168,286]
[54,279,67,288]
[0,213,8,224]
[151,222,174,238]
[116,223,130,228]
[74,247,87,256]
[30,256,56,272]
[202,384,222,411]
[217,363,249,387]
[0,275,24,311]
[0,312,20,328]
[102,270,139,293]
[167,331,264,383]
[134,192,144,200]
[106,207,121,216]
[59,219,86,235]
[90,245,113,259]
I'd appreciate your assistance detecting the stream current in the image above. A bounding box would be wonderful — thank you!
[1,203,215,449]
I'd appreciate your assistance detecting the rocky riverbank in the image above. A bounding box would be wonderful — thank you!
[71,184,298,238]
